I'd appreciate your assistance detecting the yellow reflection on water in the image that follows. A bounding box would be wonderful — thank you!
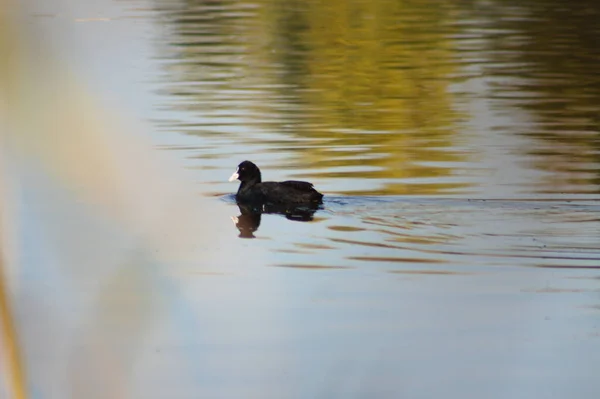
[157,0,600,198]
[159,0,469,195]
[268,1,464,193]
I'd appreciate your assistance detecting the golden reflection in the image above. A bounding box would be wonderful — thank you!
[159,0,469,195]
[270,1,459,131]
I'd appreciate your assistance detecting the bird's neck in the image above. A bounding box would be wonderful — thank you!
[238,176,261,193]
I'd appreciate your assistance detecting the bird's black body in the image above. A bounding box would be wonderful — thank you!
[229,160,324,205]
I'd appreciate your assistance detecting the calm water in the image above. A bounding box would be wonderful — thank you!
[11,0,600,398]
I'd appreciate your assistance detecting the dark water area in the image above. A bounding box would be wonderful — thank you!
[12,0,600,397]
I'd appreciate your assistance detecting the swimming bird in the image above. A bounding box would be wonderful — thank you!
[228,160,323,205]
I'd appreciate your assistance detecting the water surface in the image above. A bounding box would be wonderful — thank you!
[11,0,600,398]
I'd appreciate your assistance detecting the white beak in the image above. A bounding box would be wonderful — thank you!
[228,168,239,182]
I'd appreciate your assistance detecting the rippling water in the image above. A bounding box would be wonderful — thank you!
[150,0,600,267]
[13,0,600,397]
[153,0,600,199]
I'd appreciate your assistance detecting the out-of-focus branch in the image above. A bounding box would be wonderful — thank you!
[0,251,28,399]
[0,2,28,398]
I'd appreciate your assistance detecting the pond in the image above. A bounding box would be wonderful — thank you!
[4,0,600,398]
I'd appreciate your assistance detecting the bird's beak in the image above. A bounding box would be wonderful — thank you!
[228,168,239,182]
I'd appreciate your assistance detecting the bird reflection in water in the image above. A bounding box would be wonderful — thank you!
[231,202,321,238]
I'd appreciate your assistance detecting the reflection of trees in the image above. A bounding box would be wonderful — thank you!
[158,0,468,195]
[481,0,600,193]
[267,1,464,194]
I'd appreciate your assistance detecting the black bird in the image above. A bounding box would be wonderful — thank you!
[228,160,323,205]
